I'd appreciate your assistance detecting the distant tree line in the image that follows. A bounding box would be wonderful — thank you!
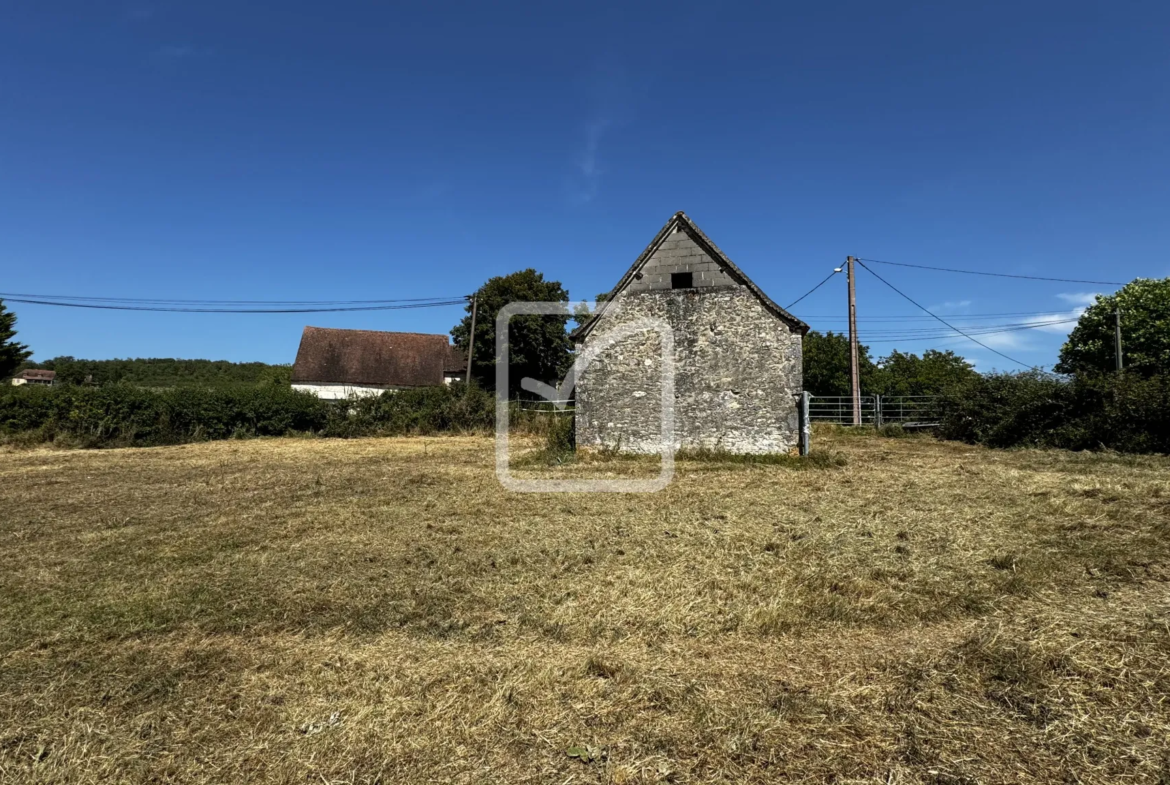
[20,357,292,388]
[802,331,978,398]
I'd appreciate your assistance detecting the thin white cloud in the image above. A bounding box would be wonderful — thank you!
[565,59,649,205]
[578,120,608,179]
[922,294,1089,355]
[960,308,1083,353]
[976,331,1026,349]
[1057,292,1100,307]
[569,119,611,204]
[1020,293,1095,335]
[1021,309,1085,334]
[928,299,971,314]
[963,351,1037,373]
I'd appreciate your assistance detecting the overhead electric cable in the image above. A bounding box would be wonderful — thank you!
[854,260,1034,369]
[805,317,1079,335]
[0,297,468,314]
[858,258,1123,286]
[862,318,1079,343]
[785,269,840,310]
[0,291,464,306]
[793,310,1087,321]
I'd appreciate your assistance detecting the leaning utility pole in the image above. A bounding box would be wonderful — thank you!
[1114,308,1124,372]
[464,293,478,384]
[846,256,861,425]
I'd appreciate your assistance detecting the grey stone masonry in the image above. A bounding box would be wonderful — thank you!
[573,213,807,456]
[624,228,735,292]
[575,287,803,455]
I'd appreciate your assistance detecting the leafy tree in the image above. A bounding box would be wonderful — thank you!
[450,269,573,394]
[801,330,880,396]
[572,292,611,328]
[0,301,32,379]
[874,349,978,396]
[1056,278,1170,377]
[803,331,978,397]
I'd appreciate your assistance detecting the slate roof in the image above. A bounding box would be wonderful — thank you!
[17,369,56,381]
[291,327,464,387]
[570,211,810,342]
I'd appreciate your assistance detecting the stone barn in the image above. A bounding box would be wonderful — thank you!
[571,212,809,454]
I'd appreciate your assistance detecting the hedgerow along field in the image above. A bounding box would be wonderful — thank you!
[0,383,496,447]
[1,429,1168,784]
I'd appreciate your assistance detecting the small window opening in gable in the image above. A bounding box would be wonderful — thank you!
[671,272,693,289]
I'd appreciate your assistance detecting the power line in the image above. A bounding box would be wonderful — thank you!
[803,317,1078,340]
[863,319,1078,343]
[811,317,1078,334]
[785,269,840,310]
[0,291,464,306]
[0,297,468,314]
[859,258,1124,286]
[854,260,1034,369]
[805,318,1077,329]
[794,310,1084,321]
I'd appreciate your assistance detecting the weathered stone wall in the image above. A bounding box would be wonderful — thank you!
[575,287,803,455]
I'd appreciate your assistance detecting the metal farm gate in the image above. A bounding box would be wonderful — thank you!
[806,395,940,427]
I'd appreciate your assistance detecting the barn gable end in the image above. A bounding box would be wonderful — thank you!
[573,212,806,455]
[572,211,807,343]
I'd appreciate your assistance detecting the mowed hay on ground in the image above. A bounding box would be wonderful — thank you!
[0,431,1168,784]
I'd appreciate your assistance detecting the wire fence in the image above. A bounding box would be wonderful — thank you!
[509,399,575,413]
[513,395,940,425]
[806,395,941,427]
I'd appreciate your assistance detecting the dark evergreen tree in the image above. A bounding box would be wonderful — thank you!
[0,300,32,380]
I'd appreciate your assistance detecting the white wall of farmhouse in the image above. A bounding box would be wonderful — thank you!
[292,382,404,400]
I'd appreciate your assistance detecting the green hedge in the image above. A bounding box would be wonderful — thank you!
[936,371,1170,453]
[0,383,495,448]
[320,385,494,438]
[11,372,1167,455]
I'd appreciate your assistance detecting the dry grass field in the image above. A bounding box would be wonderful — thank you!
[1,430,1168,784]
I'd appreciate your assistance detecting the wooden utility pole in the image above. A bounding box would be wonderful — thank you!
[846,256,861,425]
[1114,308,1124,372]
[464,293,478,385]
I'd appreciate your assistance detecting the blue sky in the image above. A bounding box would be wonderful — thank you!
[2,1,1168,371]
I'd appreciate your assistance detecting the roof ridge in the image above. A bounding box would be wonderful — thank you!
[302,326,451,341]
